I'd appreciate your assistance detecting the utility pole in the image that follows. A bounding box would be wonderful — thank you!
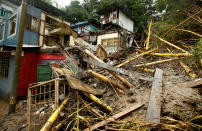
[8,0,27,114]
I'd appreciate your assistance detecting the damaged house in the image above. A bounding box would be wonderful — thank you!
[71,4,135,55]
[0,0,76,100]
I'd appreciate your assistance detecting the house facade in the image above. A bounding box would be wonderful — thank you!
[0,1,76,100]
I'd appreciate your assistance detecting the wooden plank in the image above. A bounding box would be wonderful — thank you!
[179,79,202,88]
[146,68,163,123]
[83,103,143,131]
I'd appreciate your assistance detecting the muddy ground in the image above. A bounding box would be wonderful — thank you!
[0,47,201,131]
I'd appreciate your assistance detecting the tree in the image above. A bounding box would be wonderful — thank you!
[64,0,88,22]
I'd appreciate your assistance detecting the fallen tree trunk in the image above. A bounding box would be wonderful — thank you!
[83,103,143,131]
[40,97,70,131]
[133,58,178,68]
[179,61,197,78]
[116,48,157,68]
[87,70,125,91]
[83,92,113,113]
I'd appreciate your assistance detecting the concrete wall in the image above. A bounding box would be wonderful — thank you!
[118,11,134,32]
[97,32,118,54]
[97,33,118,45]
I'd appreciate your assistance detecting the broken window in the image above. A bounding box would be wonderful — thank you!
[0,57,9,78]
[101,38,118,46]
[0,24,5,41]
[26,14,40,32]
[8,14,17,36]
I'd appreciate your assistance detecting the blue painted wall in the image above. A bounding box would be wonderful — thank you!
[0,5,41,100]
[0,5,41,47]
[0,56,15,100]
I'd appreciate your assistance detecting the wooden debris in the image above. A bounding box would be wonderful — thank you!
[83,92,113,113]
[179,61,197,78]
[40,97,70,131]
[146,68,163,123]
[87,70,125,91]
[66,76,102,95]
[134,58,178,68]
[84,49,133,89]
[146,19,153,49]
[83,103,143,131]
[116,48,157,68]
[108,70,134,88]
[179,79,202,88]
[96,44,107,61]
[154,35,189,54]
[151,53,192,57]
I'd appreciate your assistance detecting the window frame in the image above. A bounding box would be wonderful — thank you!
[0,57,10,79]
[0,23,5,42]
[7,13,18,38]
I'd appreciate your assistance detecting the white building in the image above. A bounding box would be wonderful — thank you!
[97,4,134,32]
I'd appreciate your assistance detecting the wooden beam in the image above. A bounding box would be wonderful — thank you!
[146,68,163,123]
[179,79,202,88]
[83,103,143,131]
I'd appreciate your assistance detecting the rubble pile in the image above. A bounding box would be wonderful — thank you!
[26,32,202,131]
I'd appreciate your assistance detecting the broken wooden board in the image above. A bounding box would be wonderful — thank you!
[74,38,97,51]
[66,76,102,95]
[179,79,202,88]
[96,44,107,61]
[83,57,132,77]
[146,68,163,123]
[83,103,143,131]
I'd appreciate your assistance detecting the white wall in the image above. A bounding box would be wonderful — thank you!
[97,33,118,45]
[118,11,134,32]
[97,33,119,54]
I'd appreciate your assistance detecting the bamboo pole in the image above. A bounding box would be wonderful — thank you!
[142,68,155,73]
[40,97,70,131]
[134,58,178,68]
[84,49,132,90]
[81,98,104,119]
[161,10,201,37]
[176,29,202,37]
[87,70,125,91]
[179,61,197,78]
[116,48,157,68]
[200,59,202,67]
[83,92,113,113]
[154,35,189,54]
[108,70,134,88]
[146,19,153,49]
[151,53,192,57]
